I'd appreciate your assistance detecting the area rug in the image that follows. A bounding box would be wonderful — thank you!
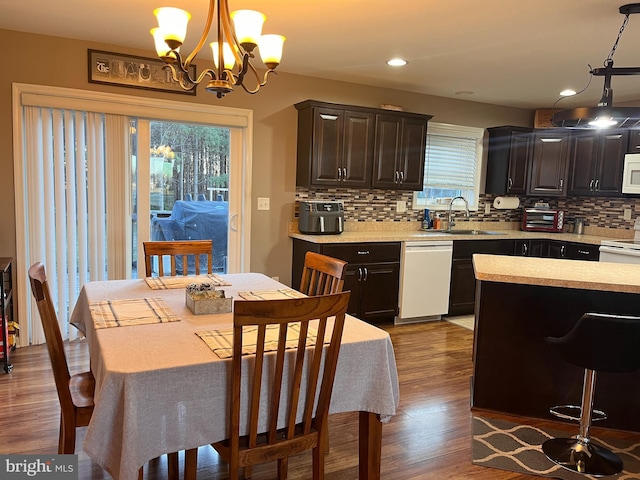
[472,415,640,479]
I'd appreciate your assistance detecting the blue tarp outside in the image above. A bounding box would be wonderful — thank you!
[151,200,228,273]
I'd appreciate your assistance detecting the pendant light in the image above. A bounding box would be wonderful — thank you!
[552,4,640,128]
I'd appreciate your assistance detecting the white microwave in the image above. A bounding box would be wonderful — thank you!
[622,153,640,194]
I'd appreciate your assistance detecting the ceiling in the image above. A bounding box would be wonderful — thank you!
[2,0,640,110]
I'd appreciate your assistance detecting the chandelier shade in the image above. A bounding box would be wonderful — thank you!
[151,0,285,97]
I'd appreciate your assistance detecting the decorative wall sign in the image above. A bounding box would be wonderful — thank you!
[88,49,196,95]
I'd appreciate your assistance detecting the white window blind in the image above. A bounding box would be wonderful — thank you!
[414,123,484,210]
[21,107,128,343]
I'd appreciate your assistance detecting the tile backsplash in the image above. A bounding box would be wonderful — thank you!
[295,187,640,230]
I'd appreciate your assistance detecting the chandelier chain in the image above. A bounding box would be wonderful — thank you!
[606,13,630,65]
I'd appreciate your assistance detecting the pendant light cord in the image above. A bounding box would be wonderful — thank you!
[551,67,593,108]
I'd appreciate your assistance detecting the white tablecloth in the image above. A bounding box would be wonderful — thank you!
[70,273,400,480]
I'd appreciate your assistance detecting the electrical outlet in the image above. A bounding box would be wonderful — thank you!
[257,197,270,211]
[396,200,407,213]
[624,208,632,220]
[485,203,491,214]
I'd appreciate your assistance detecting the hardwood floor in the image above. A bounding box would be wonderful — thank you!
[1,320,638,479]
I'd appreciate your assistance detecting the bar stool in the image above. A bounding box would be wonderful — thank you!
[542,312,640,476]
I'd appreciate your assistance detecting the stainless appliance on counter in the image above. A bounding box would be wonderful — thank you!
[298,201,344,234]
[521,208,564,232]
[599,239,640,264]
[397,240,453,324]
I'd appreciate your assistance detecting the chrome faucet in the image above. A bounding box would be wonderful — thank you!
[448,196,470,231]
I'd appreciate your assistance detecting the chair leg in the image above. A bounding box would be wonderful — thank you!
[167,452,179,480]
[58,415,76,454]
[277,457,288,480]
[312,446,324,480]
[322,417,330,454]
[542,369,623,476]
[184,448,198,480]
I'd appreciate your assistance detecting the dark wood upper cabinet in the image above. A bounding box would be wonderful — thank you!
[295,100,431,190]
[569,130,628,196]
[485,126,534,195]
[372,114,429,190]
[627,130,640,153]
[295,102,374,187]
[527,130,571,196]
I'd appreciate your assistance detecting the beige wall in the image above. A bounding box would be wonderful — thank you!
[0,28,533,286]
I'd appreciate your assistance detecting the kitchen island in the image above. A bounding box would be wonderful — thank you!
[472,254,640,431]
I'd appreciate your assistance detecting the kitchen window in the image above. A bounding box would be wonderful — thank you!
[413,122,484,211]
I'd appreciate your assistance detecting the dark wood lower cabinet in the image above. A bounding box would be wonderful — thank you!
[292,239,400,323]
[448,240,515,316]
[343,262,400,321]
[448,258,476,316]
[448,238,600,316]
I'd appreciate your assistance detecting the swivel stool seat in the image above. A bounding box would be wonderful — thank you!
[542,312,640,476]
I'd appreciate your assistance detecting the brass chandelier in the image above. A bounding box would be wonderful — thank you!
[151,0,285,97]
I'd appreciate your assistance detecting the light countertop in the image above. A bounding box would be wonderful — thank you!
[289,226,618,246]
[473,254,640,293]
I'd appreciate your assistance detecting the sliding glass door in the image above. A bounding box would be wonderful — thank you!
[131,120,232,276]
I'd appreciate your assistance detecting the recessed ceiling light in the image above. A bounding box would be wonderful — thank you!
[387,58,407,67]
[560,89,577,97]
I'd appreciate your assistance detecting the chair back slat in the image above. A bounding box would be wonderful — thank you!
[299,252,347,296]
[143,240,213,277]
[218,292,350,477]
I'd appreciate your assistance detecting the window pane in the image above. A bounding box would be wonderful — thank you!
[414,123,483,210]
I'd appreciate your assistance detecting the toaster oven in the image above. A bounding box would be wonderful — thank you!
[522,208,564,232]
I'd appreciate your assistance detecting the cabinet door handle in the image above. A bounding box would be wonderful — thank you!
[342,167,347,180]
[508,178,513,190]
[394,171,400,183]
[589,179,594,191]
[559,178,564,188]
[560,245,566,257]
[594,179,599,191]
[320,114,339,120]
[577,249,590,255]
[358,267,363,282]
[541,138,562,143]
[363,267,368,282]
[357,250,370,255]
[522,243,528,255]
[337,168,342,181]
[399,171,404,184]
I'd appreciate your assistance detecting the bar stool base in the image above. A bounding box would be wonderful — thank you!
[542,437,623,477]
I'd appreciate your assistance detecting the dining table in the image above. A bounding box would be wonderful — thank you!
[69,272,400,480]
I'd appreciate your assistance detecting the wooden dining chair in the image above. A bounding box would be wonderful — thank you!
[143,240,213,277]
[29,262,185,480]
[211,291,351,480]
[299,252,347,296]
[28,262,95,455]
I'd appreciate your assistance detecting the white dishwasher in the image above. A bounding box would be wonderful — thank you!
[397,240,453,324]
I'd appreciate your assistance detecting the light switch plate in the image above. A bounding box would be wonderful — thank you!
[485,203,491,214]
[257,197,270,211]
[624,208,632,220]
[396,200,407,213]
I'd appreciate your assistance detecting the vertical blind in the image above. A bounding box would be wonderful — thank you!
[22,107,127,343]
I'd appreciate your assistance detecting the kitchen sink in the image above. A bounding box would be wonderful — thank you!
[442,229,505,235]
